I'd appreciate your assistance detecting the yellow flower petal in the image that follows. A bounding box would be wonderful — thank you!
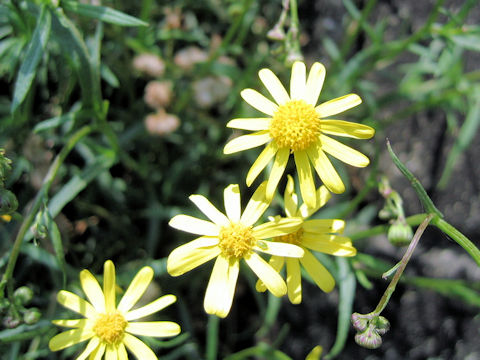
[284,175,299,217]
[254,240,304,258]
[224,184,241,222]
[294,150,316,209]
[223,131,272,154]
[123,333,158,360]
[169,215,219,236]
[103,260,116,313]
[320,119,374,139]
[125,294,177,321]
[105,345,116,360]
[240,181,270,226]
[167,237,220,276]
[126,321,181,337]
[286,258,302,304]
[255,255,284,292]
[306,146,345,194]
[117,343,128,360]
[117,266,154,313]
[79,270,105,313]
[246,141,278,187]
[241,88,278,116]
[304,62,326,106]
[303,219,345,233]
[290,61,306,100]
[302,235,356,257]
[189,195,230,227]
[300,250,335,292]
[320,134,370,167]
[90,343,106,360]
[298,185,330,218]
[259,68,290,105]
[56,291,97,319]
[227,118,272,131]
[76,337,100,360]
[316,94,362,118]
[253,217,302,239]
[48,328,95,351]
[245,252,286,297]
[52,319,91,328]
[204,256,239,318]
[265,147,289,200]
[306,345,323,360]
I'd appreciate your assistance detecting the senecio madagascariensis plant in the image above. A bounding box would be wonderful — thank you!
[224,61,375,208]
[49,260,181,360]
[167,182,305,318]
[256,175,357,304]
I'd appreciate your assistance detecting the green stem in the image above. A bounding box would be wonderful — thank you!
[387,140,443,218]
[373,214,434,315]
[206,315,219,360]
[0,124,95,300]
[433,217,480,267]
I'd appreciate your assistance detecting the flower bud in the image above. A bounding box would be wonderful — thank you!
[351,312,368,332]
[144,81,173,109]
[374,316,390,335]
[144,109,180,136]
[267,25,285,41]
[0,188,18,215]
[0,149,12,182]
[355,325,382,349]
[3,315,20,329]
[14,286,34,306]
[388,220,413,246]
[133,53,165,77]
[23,307,41,325]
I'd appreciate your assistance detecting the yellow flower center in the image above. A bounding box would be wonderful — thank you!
[270,100,321,151]
[218,223,256,259]
[276,228,304,246]
[93,312,128,345]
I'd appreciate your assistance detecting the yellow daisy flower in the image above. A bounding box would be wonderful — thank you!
[224,61,375,207]
[167,182,304,318]
[49,260,181,360]
[257,175,357,304]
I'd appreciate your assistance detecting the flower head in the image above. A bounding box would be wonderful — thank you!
[49,260,181,359]
[224,61,375,207]
[167,182,304,318]
[256,175,357,304]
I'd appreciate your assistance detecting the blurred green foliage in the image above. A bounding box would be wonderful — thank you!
[0,0,479,359]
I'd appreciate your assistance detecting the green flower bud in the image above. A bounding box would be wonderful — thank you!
[388,220,413,246]
[0,149,12,182]
[23,307,41,325]
[351,312,368,332]
[374,316,390,335]
[3,315,21,329]
[14,286,34,306]
[355,325,382,349]
[0,188,18,215]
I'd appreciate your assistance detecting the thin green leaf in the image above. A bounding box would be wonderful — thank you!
[101,63,119,88]
[62,0,148,27]
[48,151,116,217]
[45,208,67,287]
[0,321,51,343]
[50,8,101,112]
[324,258,356,359]
[11,5,51,113]
[438,93,480,189]
[451,34,480,52]
[33,111,78,133]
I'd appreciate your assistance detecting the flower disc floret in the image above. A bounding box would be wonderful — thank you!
[270,100,321,151]
[218,223,256,258]
[93,312,127,345]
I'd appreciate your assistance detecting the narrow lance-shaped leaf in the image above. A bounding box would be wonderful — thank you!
[62,0,148,27]
[44,208,67,287]
[11,4,51,113]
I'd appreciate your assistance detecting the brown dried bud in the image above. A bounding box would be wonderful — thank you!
[144,81,173,109]
[144,109,180,136]
[174,46,208,71]
[133,53,165,77]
